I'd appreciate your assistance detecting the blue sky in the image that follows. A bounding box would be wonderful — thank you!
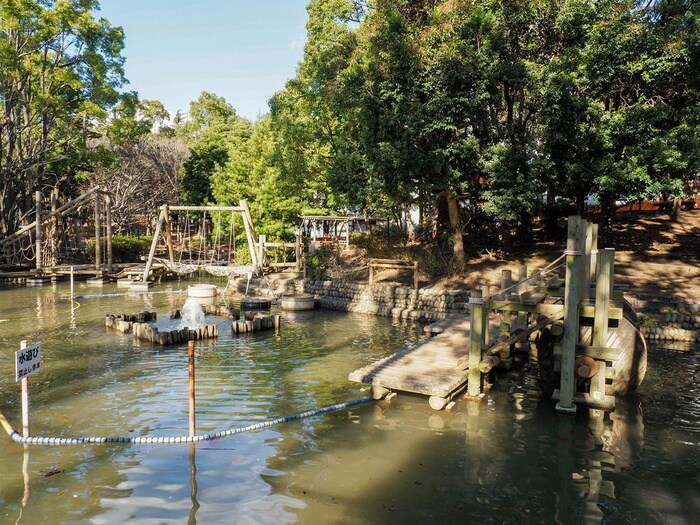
[98,0,309,121]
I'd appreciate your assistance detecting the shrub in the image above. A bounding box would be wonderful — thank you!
[85,235,152,263]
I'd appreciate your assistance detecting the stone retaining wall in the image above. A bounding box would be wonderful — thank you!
[301,279,700,345]
[638,312,700,344]
[301,280,470,322]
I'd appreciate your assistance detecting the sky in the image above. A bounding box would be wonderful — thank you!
[98,0,310,121]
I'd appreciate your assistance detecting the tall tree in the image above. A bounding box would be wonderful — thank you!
[0,0,125,236]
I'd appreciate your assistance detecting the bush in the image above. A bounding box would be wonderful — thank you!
[305,245,334,280]
[85,235,152,263]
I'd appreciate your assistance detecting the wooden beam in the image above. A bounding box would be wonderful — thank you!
[575,344,619,362]
[142,207,166,282]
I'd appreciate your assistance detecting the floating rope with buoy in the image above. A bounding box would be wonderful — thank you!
[0,397,373,446]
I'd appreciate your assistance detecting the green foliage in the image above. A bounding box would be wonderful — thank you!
[0,0,126,235]
[304,245,334,281]
[181,145,228,205]
[84,235,152,263]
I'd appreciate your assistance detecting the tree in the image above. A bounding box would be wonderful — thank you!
[176,92,251,206]
[0,0,126,236]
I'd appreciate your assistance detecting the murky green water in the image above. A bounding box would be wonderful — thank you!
[0,279,697,524]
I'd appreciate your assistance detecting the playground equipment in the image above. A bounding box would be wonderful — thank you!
[0,187,112,272]
[140,201,302,284]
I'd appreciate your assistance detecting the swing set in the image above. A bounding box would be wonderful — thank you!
[141,200,302,283]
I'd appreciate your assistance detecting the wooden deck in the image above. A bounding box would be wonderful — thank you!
[349,318,472,400]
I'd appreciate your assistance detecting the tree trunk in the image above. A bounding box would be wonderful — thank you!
[443,190,465,271]
[671,198,681,221]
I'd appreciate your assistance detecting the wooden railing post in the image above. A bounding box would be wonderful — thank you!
[556,216,584,414]
[591,248,614,400]
[258,234,267,270]
[500,270,512,337]
[295,232,302,272]
[468,289,485,397]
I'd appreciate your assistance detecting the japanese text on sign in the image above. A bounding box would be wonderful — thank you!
[15,343,42,382]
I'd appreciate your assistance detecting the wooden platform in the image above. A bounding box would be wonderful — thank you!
[349,318,472,400]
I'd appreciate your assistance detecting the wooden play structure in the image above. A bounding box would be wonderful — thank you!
[350,216,647,412]
[139,201,302,285]
[0,187,113,275]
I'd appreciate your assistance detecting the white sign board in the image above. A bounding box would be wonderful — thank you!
[15,343,42,382]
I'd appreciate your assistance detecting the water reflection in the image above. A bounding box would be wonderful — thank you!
[188,445,200,525]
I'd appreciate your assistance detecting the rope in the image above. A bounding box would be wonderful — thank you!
[0,398,372,446]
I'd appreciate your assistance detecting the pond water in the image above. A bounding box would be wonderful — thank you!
[0,279,697,524]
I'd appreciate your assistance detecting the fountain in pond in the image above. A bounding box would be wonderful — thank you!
[180,297,206,328]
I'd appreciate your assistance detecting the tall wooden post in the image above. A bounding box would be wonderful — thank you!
[188,341,196,437]
[582,220,594,299]
[468,289,485,397]
[556,216,584,414]
[517,265,528,329]
[94,193,102,271]
[482,284,490,347]
[500,270,512,337]
[34,191,42,272]
[588,222,599,287]
[591,249,614,399]
[105,193,113,272]
[295,232,302,272]
[163,205,175,263]
[258,234,266,271]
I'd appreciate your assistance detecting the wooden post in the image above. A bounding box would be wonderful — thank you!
[482,284,490,347]
[583,220,594,299]
[258,234,266,271]
[239,200,259,273]
[413,261,419,291]
[517,265,528,329]
[142,207,166,282]
[557,216,584,414]
[295,232,302,272]
[345,219,350,250]
[591,249,614,399]
[588,222,598,286]
[20,341,30,437]
[35,191,42,272]
[163,205,175,263]
[188,341,196,437]
[468,289,484,397]
[369,263,375,286]
[94,192,102,271]
[105,193,113,272]
[500,270,512,336]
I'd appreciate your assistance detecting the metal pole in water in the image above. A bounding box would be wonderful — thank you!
[188,341,196,436]
[20,340,30,437]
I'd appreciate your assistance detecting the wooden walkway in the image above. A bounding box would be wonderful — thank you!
[349,318,473,407]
